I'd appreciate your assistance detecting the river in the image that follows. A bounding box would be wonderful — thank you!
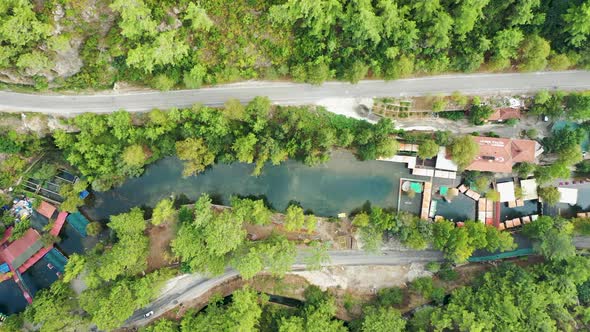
[85,151,426,220]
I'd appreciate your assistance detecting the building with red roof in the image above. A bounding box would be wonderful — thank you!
[487,107,521,122]
[36,201,56,219]
[1,229,43,270]
[465,136,541,173]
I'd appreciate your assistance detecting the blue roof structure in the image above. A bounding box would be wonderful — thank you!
[0,263,10,274]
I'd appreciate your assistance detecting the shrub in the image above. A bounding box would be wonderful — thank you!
[438,265,459,281]
[86,222,103,236]
[431,287,446,305]
[426,262,441,273]
[411,277,434,298]
[505,118,519,126]
[526,128,538,139]
[438,111,465,121]
[376,287,404,307]
[432,98,447,112]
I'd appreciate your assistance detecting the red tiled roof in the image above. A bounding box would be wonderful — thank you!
[37,201,56,219]
[466,136,537,173]
[1,229,42,268]
[488,108,521,121]
[50,212,68,237]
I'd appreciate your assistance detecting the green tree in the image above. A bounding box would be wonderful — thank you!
[32,163,57,181]
[183,64,207,88]
[28,281,86,332]
[175,138,215,176]
[343,0,382,44]
[230,197,272,225]
[152,74,176,91]
[418,139,439,160]
[110,0,157,39]
[180,288,266,332]
[565,93,590,120]
[141,319,179,332]
[359,223,383,253]
[16,51,53,75]
[89,207,148,283]
[563,2,590,47]
[284,205,306,231]
[523,216,576,261]
[122,144,147,168]
[269,0,343,38]
[81,270,170,330]
[535,90,551,105]
[62,254,85,283]
[432,220,513,262]
[490,29,524,70]
[86,221,102,236]
[469,104,494,125]
[537,229,576,261]
[126,30,189,73]
[548,54,571,70]
[452,0,489,37]
[152,198,176,226]
[183,3,213,32]
[223,98,246,121]
[448,136,479,169]
[538,186,561,206]
[8,219,29,241]
[345,60,369,83]
[361,306,406,332]
[432,98,447,112]
[353,212,370,227]
[514,162,536,178]
[376,287,404,307]
[451,91,469,107]
[233,133,258,163]
[306,61,332,85]
[486,190,500,202]
[233,234,296,279]
[172,194,248,275]
[518,35,551,71]
[429,262,583,331]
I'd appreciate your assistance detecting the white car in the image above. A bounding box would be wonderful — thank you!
[144,311,154,318]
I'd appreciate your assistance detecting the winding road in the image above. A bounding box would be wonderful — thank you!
[1,71,589,114]
[125,249,443,327]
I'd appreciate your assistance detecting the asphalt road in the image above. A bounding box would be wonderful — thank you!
[573,236,590,249]
[1,71,590,114]
[125,249,443,327]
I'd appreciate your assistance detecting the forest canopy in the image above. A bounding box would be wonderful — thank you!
[0,0,588,90]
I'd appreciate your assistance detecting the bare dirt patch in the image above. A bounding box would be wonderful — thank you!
[146,223,177,272]
[292,264,431,293]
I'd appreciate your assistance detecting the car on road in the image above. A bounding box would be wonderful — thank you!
[144,311,154,318]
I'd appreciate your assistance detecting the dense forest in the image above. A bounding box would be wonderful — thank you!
[0,0,588,90]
